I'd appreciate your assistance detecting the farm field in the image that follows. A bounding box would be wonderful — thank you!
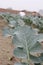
[0,12,43,65]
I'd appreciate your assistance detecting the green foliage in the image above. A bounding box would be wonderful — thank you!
[23,17,32,25]
[1,13,43,65]
[2,26,15,37]
[13,26,43,65]
[31,16,43,30]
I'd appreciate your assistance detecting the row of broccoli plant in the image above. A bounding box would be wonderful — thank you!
[1,13,43,65]
[0,12,43,33]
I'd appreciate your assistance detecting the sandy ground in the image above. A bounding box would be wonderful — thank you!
[0,30,13,65]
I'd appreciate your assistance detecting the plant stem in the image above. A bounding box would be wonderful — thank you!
[26,42,30,65]
[26,43,30,61]
[25,37,32,65]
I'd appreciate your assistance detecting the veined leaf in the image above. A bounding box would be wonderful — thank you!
[14,47,27,58]
[13,26,43,49]
[12,25,38,47]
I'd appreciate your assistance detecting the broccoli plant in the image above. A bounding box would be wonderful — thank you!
[30,16,43,33]
[12,25,43,65]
